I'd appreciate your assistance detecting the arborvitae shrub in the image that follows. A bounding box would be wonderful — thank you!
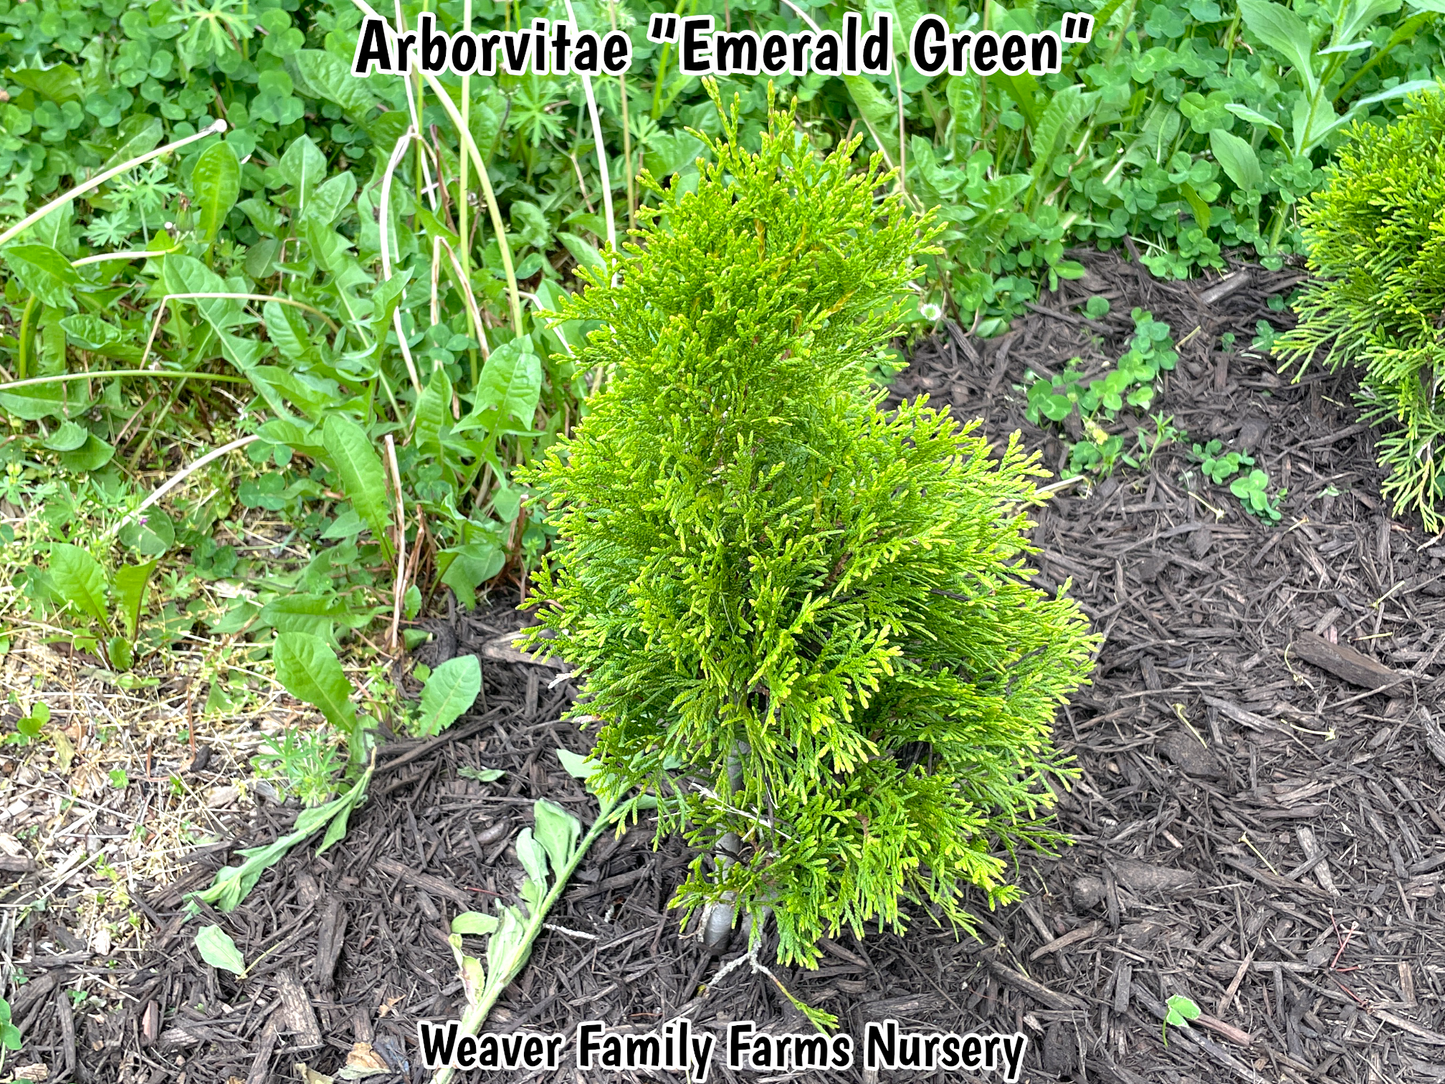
[519,91,1098,968]
[1273,86,1445,529]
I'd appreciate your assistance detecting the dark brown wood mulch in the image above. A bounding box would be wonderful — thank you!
[7,249,1445,1084]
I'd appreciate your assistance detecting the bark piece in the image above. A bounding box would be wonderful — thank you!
[1291,630,1409,690]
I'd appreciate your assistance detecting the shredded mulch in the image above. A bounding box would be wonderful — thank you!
[5,249,1445,1084]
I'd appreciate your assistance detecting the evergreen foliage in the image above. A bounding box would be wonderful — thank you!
[1273,86,1445,529]
[518,89,1098,968]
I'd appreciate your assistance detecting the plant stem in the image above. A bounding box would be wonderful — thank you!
[564,0,616,256]
[14,294,37,381]
[608,0,636,228]
[343,0,524,336]
[432,795,638,1084]
[0,370,248,393]
[0,120,226,248]
[459,0,472,296]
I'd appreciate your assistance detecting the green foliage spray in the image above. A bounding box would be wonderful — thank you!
[1274,86,1445,529]
[519,89,1098,968]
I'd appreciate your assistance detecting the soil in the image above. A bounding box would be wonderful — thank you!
[6,249,1445,1084]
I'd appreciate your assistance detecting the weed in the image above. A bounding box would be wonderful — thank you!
[0,996,19,1058]
[1163,993,1202,1045]
[1231,469,1287,523]
[39,543,157,671]
[5,699,48,745]
[251,729,344,807]
[1187,440,1287,522]
[1193,439,1255,485]
[1026,309,1179,476]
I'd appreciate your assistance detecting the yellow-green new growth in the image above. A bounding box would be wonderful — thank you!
[1273,85,1445,529]
[519,87,1097,968]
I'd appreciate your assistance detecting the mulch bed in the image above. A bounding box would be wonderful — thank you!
[7,249,1445,1084]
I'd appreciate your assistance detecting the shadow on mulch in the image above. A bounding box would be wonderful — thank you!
[9,249,1445,1084]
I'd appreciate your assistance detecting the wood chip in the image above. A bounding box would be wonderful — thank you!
[1419,707,1445,770]
[1371,1008,1445,1045]
[373,856,473,907]
[1291,630,1410,691]
[1194,1011,1253,1048]
[1112,960,1132,1015]
[276,969,323,1051]
[1029,921,1100,961]
[313,896,347,991]
[1199,269,1252,305]
[1295,826,1340,896]
[1204,696,1293,736]
[477,631,569,670]
[980,949,1086,1011]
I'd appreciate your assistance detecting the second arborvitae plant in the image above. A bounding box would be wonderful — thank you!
[519,89,1098,969]
[1273,85,1445,529]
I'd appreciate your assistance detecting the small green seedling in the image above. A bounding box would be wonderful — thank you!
[1189,441,1286,522]
[1231,469,1286,523]
[1026,310,1180,477]
[7,700,48,745]
[1192,439,1254,484]
[1163,993,1201,1045]
[0,995,21,1054]
[44,544,158,671]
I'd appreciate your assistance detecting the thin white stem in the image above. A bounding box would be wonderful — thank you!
[395,0,438,210]
[379,127,423,396]
[70,245,180,267]
[562,0,615,257]
[342,0,523,334]
[385,433,407,650]
[106,433,261,541]
[436,237,490,362]
[0,120,226,248]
